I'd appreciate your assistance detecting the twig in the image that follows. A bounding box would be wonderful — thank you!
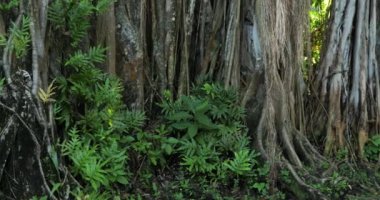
[132,155,147,185]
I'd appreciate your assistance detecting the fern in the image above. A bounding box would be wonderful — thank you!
[48,0,113,46]
[38,80,56,103]
[0,0,19,11]
[65,46,106,69]
[7,15,31,58]
[0,34,6,46]
[48,0,66,29]
[0,78,5,94]
[159,82,256,179]
[57,45,146,193]
[95,0,114,13]
[223,149,255,175]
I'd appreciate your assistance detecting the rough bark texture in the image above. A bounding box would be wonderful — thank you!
[116,0,325,197]
[3,0,377,199]
[0,71,52,199]
[310,0,379,157]
[97,3,116,74]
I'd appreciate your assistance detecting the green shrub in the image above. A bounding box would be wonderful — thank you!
[156,82,274,199]
[57,46,144,196]
[311,171,349,199]
[131,125,178,167]
[49,0,112,47]
[0,15,30,58]
[364,135,380,162]
[160,83,255,177]
[0,0,19,11]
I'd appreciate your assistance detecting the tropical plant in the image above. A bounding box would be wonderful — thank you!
[160,83,249,175]
[159,82,263,186]
[364,135,380,162]
[57,46,144,196]
[49,0,112,46]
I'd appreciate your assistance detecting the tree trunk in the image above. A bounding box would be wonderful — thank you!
[0,0,353,199]
[310,0,379,158]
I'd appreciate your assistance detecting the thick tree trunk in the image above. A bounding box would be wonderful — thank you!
[250,1,328,198]
[117,0,325,197]
[116,0,145,110]
[0,70,55,199]
[0,1,58,199]
[0,0,350,199]
[311,0,379,157]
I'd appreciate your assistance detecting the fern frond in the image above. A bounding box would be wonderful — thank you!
[0,34,6,46]
[65,46,106,69]
[38,80,56,103]
[0,0,19,11]
[95,0,113,13]
[48,0,67,29]
[9,15,31,58]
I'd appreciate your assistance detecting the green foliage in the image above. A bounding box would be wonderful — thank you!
[279,169,292,184]
[49,0,113,47]
[30,196,47,200]
[154,82,274,198]
[309,0,330,65]
[56,74,273,199]
[160,83,252,177]
[131,125,178,167]
[311,171,349,199]
[303,0,331,80]
[223,149,259,175]
[57,46,144,195]
[0,78,4,94]
[0,0,19,11]
[0,34,6,46]
[249,163,270,196]
[1,15,31,58]
[336,148,348,161]
[71,188,114,200]
[61,128,130,190]
[364,135,380,162]
[11,16,31,58]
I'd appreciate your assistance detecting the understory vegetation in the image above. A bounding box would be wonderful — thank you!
[55,59,380,199]
[1,0,380,199]
[50,57,380,199]
[40,46,380,198]
[56,56,274,199]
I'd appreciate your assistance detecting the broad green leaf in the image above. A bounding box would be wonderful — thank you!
[167,137,179,144]
[163,144,173,155]
[48,146,59,171]
[167,111,192,121]
[117,176,129,185]
[187,125,198,138]
[195,100,209,114]
[171,122,192,130]
[195,113,216,129]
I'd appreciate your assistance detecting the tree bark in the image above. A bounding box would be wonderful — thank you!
[311,0,379,157]
[2,0,367,198]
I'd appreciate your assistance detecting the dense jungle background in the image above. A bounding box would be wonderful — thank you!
[1,0,380,199]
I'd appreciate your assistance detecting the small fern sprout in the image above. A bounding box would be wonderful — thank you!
[38,80,56,103]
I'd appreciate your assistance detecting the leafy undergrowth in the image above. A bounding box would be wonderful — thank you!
[32,46,380,200]
[126,82,279,200]
[49,45,274,199]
